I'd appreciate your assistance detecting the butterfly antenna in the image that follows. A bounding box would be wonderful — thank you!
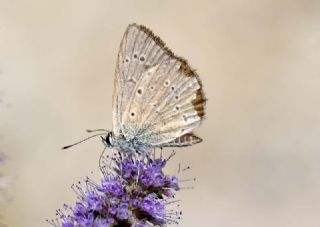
[86,129,109,133]
[62,133,108,150]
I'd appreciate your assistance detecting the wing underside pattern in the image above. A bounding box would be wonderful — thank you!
[112,24,206,146]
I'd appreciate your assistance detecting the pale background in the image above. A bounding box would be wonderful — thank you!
[1,0,320,226]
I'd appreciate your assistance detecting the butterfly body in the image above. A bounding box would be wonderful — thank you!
[64,24,206,153]
[105,124,160,154]
[104,122,203,154]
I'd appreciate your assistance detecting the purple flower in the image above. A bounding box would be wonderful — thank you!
[116,203,131,220]
[94,217,114,227]
[48,151,187,226]
[166,176,179,191]
[87,193,104,211]
[140,194,166,224]
[98,177,124,196]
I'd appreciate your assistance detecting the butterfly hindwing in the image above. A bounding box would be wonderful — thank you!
[113,24,206,146]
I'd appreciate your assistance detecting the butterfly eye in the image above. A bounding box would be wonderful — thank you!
[105,133,114,147]
[164,80,170,87]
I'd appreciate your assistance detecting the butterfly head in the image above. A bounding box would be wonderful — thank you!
[103,131,115,148]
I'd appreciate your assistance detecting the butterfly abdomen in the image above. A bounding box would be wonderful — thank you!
[161,133,202,147]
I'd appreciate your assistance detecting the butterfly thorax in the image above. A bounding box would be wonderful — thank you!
[109,123,161,154]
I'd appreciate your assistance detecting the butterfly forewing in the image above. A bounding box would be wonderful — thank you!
[113,24,206,147]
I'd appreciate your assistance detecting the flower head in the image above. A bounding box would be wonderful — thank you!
[48,151,186,226]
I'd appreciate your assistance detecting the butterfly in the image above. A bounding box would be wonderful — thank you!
[63,24,206,155]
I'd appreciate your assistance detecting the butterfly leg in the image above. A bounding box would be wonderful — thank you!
[135,150,149,184]
[134,151,141,184]
[99,137,108,174]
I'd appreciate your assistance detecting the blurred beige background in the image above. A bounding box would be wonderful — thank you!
[1,0,320,226]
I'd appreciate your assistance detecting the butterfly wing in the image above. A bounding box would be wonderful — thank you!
[113,23,157,136]
[113,24,206,146]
